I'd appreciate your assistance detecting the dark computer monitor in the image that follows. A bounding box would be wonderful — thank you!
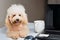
[45,4,60,35]
[45,4,60,30]
[53,5,60,30]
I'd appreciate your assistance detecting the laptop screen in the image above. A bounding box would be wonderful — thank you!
[45,5,60,30]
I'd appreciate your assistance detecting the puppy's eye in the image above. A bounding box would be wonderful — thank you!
[19,14,21,16]
[13,15,15,17]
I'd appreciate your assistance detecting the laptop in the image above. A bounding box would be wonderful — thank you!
[36,5,60,40]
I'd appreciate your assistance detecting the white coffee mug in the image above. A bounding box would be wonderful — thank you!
[34,20,45,33]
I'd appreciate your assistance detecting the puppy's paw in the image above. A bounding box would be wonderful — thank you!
[19,33,27,38]
[19,31,28,38]
[7,31,19,39]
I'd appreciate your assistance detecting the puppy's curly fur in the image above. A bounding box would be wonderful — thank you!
[5,4,29,39]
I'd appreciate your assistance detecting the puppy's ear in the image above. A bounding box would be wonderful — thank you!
[5,15,12,30]
[23,14,28,25]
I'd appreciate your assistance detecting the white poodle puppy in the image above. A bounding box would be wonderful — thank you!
[5,4,29,39]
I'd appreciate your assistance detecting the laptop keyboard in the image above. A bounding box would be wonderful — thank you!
[49,34,60,38]
[36,34,60,40]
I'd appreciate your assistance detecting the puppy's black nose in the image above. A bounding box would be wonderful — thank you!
[16,19,19,21]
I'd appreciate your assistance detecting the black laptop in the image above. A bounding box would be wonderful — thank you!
[36,5,60,40]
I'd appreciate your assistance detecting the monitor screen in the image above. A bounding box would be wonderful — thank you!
[53,5,60,30]
[45,5,60,30]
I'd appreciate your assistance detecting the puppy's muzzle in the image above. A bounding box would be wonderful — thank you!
[13,19,21,24]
